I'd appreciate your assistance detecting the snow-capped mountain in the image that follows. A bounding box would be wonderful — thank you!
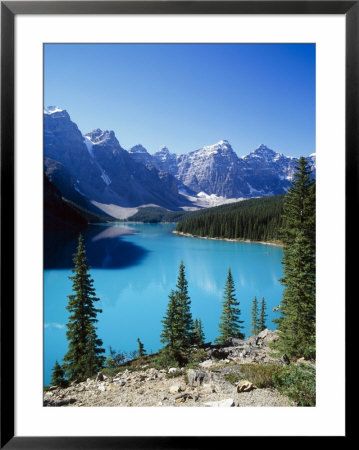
[44,106,316,216]
[152,146,179,175]
[240,144,298,196]
[173,140,250,198]
[128,145,154,167]
[44,108,191,218]
[130,141,315,199]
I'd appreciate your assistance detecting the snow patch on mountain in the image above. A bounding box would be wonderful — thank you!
[85,129,118,146]
[129,145,148,154]
[44,106,63,115]
[83,137,94,158]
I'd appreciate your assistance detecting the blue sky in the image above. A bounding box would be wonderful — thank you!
[44,43,315,157]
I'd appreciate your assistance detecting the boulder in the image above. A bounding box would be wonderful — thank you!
[208,348,229,360]
[224,337,245,347]
[98,382,106,392]
[187,369,211,387]
[95,372,104,382]
[44,398,77,407]
[245,336,259,347]
[175,393,192,403]
[200,384,216,394]
[168,367,179,374]
[169,384,182,394]
[236,380,256,393]
[257,328,279,345]
[200,359,214,368]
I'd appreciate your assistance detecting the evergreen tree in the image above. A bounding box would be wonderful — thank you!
[176,261,193,347]
[50,360,67,387]
[250,296,259,336]
[137,338,146,358]
[216,268,244,345]
[192,318,205,346]
[274,157,316,359]
[258,297,267,332]
[280,157,316,249]
[160,289,182,357]
[160,263,194,363]
[63,234,105,382]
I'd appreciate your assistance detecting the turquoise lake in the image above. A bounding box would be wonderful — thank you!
[44,222,283,386]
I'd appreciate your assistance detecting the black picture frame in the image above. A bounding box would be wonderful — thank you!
[1,1,353,447]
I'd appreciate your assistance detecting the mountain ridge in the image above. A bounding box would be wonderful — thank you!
[43,106,316,218]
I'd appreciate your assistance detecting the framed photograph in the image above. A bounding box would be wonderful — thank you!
[1,0,353,446]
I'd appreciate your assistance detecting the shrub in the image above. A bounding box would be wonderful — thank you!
[184,348,208,369]
[272,363,316,406]
[240,363,281,388]
[150,349,179,370]
[224,373,241,385]
[166,370,182,379]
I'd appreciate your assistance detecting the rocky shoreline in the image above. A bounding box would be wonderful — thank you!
[172,231,283,247]
[44,329,312,407]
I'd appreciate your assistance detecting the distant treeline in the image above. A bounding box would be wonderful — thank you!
[128,206,187,223]
[175,195,285,243]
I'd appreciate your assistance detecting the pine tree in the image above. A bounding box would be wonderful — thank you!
[137,338,146,358]
[176,261,193,347]
[216,268,244,345]
[63,234,105,382]
[160,263,194,363]
[250,296,259,335]
[192,318,205,346]
[50,360,67,387]
[274,157,316,359]
[160,289,182,354]
[258,297,267,332]
[280,157,316,249]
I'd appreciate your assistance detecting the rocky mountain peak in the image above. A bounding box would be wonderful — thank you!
[84,129,119,147]
[156,146,171,155]
[244,144,284,163]
[44,106,70,120]
[199,140,234,156]
[129,144,149,154]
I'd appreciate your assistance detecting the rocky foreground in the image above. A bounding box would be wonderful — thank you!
[44,329,312,407]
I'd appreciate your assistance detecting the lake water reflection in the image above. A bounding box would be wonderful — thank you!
[44,222,283,385]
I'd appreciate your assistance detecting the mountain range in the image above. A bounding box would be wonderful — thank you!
[44,107,316,219]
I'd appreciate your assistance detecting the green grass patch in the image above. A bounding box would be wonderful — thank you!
[224,373,242,386]
[240,363,281,388]
[239,362,316,406]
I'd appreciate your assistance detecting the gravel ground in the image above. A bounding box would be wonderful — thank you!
[44,367,293,407]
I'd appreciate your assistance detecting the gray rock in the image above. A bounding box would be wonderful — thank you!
[199,359,214,368]
[281,354,290,365]
[187,369,210,387]
[245,336,259,347]
[98,382,106,392]
[207,348,229,360]
[237,380,256,393]
[224,337,245,347]
[169,384,182,394]
[44,397,77,407]
[95,372,104,382]
[175,393,192,403]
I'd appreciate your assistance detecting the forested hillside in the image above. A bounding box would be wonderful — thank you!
[175,195,284,243]
[128,207,187,223]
